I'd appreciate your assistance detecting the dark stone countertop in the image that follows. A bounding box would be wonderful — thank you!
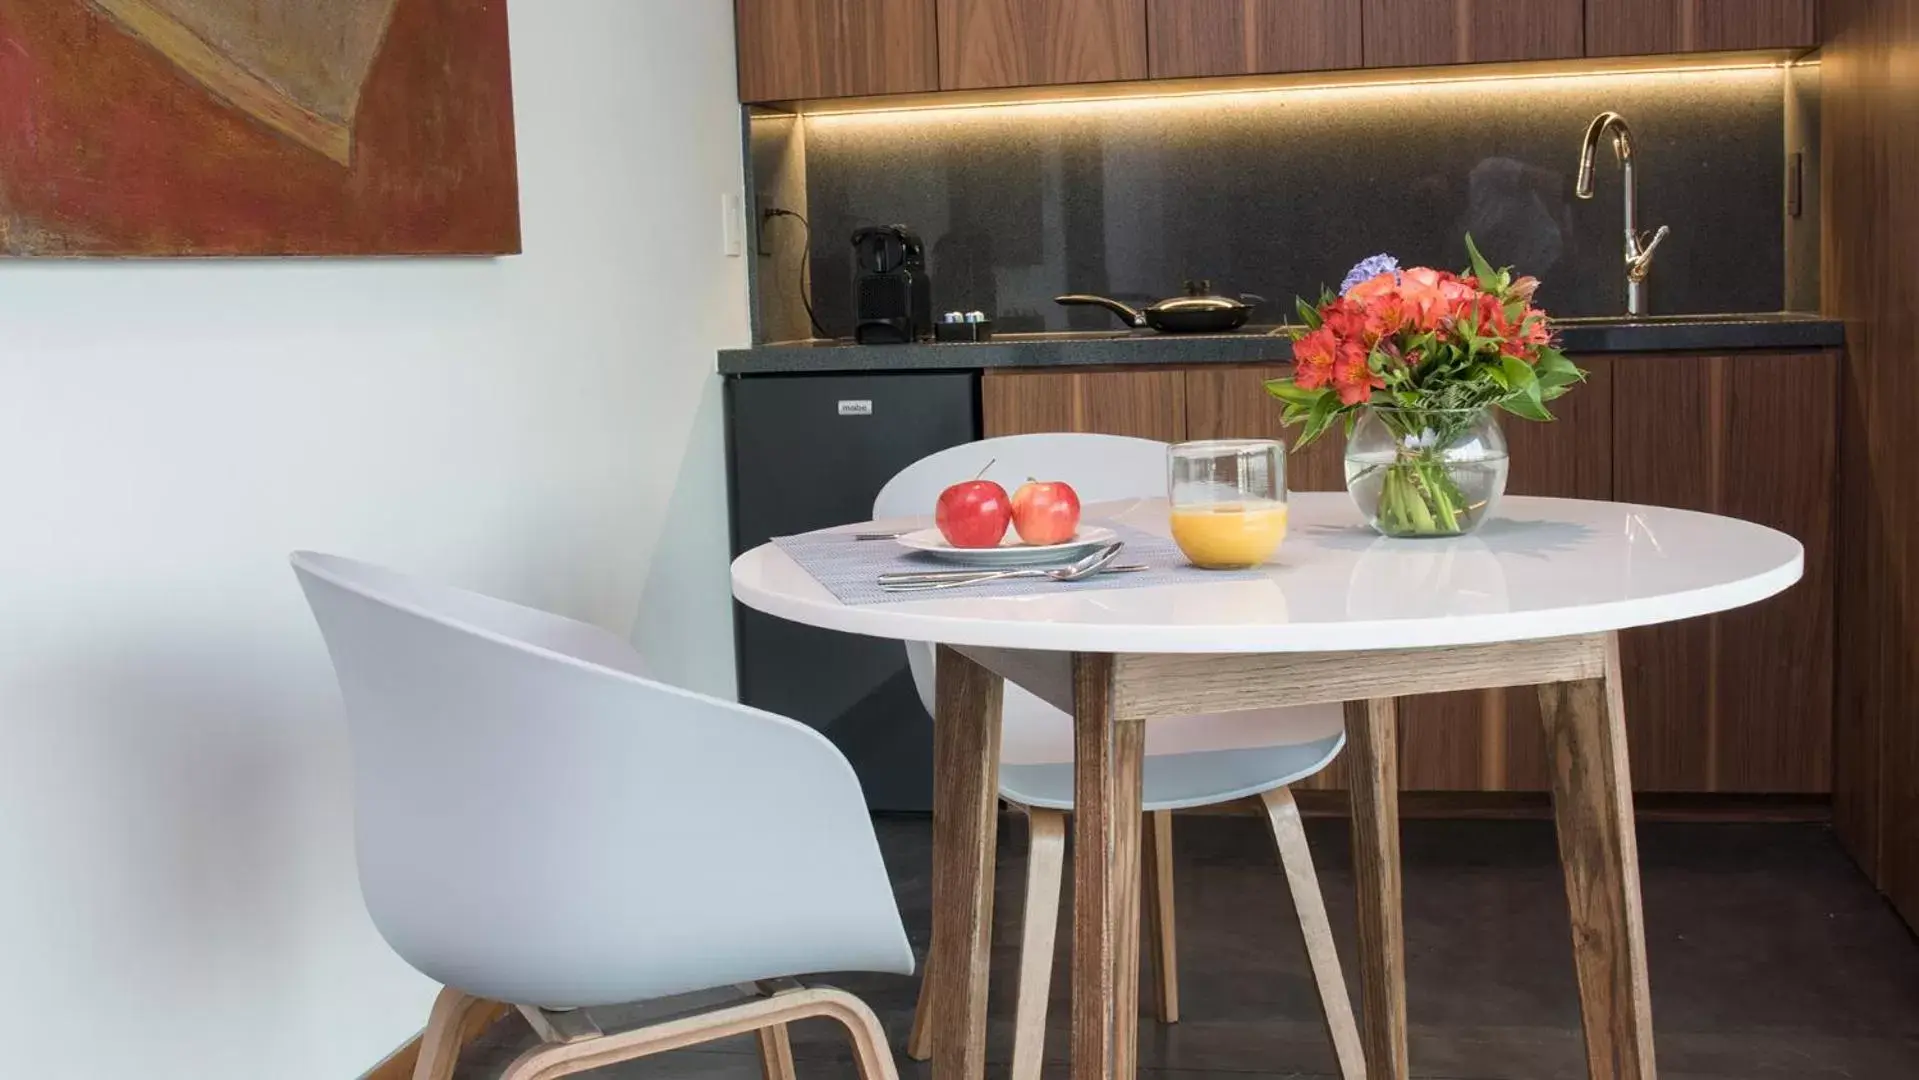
[718,313,1844,376]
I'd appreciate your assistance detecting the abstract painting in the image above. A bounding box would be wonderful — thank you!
[0,0,520,256]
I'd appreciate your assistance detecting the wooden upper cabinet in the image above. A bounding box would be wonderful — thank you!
[936,0,1148,90]
[1147,0,1361,78]
[735,0,939,102]
[1586,0,1817,56]
[1362,0,1583,67]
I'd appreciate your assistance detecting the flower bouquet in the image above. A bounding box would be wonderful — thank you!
[1265,238,1584,537]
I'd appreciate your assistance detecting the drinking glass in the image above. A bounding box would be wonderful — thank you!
[1167,439,1289,569]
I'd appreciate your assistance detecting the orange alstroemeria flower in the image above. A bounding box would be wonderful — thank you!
[1293,326,1337,389]
[1331,344,1384,406]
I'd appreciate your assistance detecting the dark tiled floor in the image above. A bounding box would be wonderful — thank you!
[456,815,1919,1079]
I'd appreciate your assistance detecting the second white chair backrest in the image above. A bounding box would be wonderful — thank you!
[873,432,1168,521]
[873,434,1169,758]
[292,553,913,1009]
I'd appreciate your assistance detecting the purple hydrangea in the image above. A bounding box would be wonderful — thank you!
[1340,254,1401,296]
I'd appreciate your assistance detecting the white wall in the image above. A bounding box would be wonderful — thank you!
[0,2,747,1076]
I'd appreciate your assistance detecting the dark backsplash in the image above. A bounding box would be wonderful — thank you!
[760,66,1794,341]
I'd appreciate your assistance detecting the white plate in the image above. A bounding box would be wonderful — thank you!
[896,525,1118,566]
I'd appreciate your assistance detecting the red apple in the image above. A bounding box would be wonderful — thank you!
[936,480,1013,548]
[1012,480,1081,545]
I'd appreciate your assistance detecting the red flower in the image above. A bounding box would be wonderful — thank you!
[1331,343,1384,406]
[1293,326,1336,389]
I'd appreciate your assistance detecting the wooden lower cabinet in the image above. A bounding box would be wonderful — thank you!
[980,353,1837,795]
[981,367,1186,441]
[1613,351,1838,793]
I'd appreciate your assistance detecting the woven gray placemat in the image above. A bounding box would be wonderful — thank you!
[771,521,1265,606]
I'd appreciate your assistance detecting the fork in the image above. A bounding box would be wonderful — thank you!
[879,543,1124,592]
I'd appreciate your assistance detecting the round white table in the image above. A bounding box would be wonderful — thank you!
[732,493,1804,1080]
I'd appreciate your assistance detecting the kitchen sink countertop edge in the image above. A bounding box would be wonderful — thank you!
[718,313,1844,376]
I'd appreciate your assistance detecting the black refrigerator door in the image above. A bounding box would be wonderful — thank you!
[726,372,980,811]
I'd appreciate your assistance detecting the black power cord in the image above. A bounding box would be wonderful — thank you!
[761,207,828,339]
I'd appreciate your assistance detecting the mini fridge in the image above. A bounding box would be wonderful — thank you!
[725,371,980,811]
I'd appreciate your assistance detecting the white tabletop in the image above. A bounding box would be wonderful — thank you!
[730,493,1804,654]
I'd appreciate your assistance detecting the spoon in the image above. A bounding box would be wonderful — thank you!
[880,542,1124,593]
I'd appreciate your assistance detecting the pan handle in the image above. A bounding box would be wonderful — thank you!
[1055,294,1148,328]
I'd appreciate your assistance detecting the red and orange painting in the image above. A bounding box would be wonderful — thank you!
[0,0,520,256]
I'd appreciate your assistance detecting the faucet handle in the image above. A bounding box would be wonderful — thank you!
[1628,225,1670,281]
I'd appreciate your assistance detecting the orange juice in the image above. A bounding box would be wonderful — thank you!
[1169,501,1289,569]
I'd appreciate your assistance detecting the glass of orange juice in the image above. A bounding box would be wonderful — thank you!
[1168,440,1288,569]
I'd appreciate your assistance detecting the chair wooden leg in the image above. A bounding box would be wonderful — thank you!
[499,986,899,1080]
[412,986,487,1080]
[906,950,935,1061]
[1259,786,1367,1080]
[1141,808,1180,1025]
[1012,809,1068,1080]
[757,1025,797,1080]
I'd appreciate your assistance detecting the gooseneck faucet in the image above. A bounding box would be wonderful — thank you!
[1576,111,1670,317]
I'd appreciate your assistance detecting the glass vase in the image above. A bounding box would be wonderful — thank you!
[1343,406,1509,538]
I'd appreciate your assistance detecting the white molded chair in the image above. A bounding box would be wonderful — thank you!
[292,552,912,1080]
[873,434,1363,1080]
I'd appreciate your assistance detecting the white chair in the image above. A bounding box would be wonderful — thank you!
[873,434,1364,1080]
[291,552,912,1080]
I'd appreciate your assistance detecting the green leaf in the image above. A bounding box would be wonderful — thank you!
[1500,394,1555,422]
[1464,233,1499,288]
[1499,353,1538,393]
[1265,379,1326,407]
[1294,296,1323,330]
[1295,391,1343,449]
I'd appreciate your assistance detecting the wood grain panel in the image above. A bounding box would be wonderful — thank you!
[1362,0,1582,68]
[1713,352,1836,792]
[1491,356,1616,792]
[735,0,939,102]
[983,368,1187,441]
[1147,0,1360,78]
[1183,363,1345,490]
[1823,0,1919,932]
[1612,355,1719,792]
[937,0,1147,90]
[1586,0,1817,56]
[1399,359,1614,791]
[1613,352,1836,794]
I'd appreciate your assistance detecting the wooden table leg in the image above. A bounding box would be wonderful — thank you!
[930,646,1005,1080]
[1344,698,1410,1080]
[1071,653,1146,1080]
[1538,633,1658,1079]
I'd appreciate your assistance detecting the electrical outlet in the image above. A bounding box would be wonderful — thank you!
[721,191,743,257]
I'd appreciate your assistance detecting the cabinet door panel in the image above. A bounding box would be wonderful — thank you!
[736,0,938,102]
[1613,351,1836,793]
[1363,0,1583,68]
[1147,0,1361,78]
[1587,0,1817,57]
[983,368,1186,441]
[937,0,1148,89]
[1183,364,1344,489]
[1396,358,1615,791]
